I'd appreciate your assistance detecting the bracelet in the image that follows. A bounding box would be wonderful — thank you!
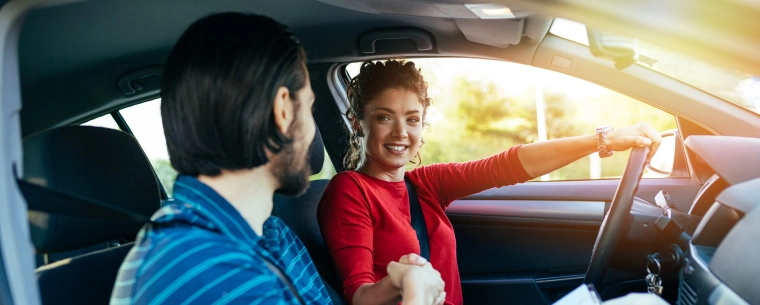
[595,126,614,158]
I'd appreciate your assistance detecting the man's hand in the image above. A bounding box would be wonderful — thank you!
[606,122,662,159]
[387,254,446,305]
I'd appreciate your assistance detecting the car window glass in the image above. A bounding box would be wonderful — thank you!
[311,148,337,181]
[549,18,759,116]
[347,58,679,180]
[81,114,120,130]
[118,99,176,195]
[118,99,337,195]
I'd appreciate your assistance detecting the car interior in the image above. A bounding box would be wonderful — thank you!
[1,0,759,304]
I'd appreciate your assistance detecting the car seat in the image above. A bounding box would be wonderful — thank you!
[22,126,160,305]
[272,127,345,304]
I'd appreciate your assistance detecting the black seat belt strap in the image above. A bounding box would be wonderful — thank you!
[16,178,148,222]
[261,256,307,305]
[405,176,430,260]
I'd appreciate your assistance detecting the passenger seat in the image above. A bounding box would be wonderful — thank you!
[272,128,345,304]
[22,126,160,305]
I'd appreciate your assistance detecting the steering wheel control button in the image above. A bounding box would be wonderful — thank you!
[595,125,614,158]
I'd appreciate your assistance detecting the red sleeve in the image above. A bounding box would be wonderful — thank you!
[317,173,374,304]
[412,145,533,208]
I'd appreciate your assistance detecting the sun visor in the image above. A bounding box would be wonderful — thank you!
[455,18,524,47]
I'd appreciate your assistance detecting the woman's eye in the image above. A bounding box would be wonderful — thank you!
[377,115,391,121]
[408,117,420,124]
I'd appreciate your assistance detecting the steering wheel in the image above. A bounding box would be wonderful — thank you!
[584,146,650,293]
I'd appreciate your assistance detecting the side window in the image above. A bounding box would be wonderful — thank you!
[81,114,119,130]
[81,103,176,195]
[347,58,678,180]
[311,148,337,181]
[85,98,337,195]
[119,99,177,195]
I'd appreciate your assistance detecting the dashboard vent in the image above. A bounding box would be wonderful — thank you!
[677,280,698,305]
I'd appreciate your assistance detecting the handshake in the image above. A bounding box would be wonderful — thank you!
[387,254,447,305]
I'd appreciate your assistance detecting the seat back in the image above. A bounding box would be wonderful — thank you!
[35,244,134,305]
[272,128,344,304]
[22,126,160,305]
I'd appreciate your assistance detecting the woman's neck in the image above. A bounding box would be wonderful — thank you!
[357,161,405,182]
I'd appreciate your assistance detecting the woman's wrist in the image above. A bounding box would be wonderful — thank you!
[352,277,402,305]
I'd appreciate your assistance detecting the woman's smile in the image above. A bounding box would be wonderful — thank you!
[384,144,408,154]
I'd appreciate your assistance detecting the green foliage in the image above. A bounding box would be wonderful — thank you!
[415,62,677,180]
[151,159,177,195]
[310,148,337,180]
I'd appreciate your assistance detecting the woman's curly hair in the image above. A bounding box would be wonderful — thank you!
[343,60,432,170]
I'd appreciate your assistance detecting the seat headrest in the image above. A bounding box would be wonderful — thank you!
[308,127,325,175]
[23,126,161,253]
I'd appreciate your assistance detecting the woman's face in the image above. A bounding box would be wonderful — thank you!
[359,87,424,171]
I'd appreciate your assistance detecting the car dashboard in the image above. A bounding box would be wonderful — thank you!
[674,136,760,305]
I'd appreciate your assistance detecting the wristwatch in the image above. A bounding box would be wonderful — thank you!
[595,125,614,158]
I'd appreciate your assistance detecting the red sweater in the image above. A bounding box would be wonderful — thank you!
[317,146,531,305]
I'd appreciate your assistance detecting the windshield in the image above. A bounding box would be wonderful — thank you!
[549,18,760,115]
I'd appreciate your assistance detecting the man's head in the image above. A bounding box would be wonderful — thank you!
[162,12,316,195]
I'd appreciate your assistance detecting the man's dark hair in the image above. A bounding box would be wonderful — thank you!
[162,12,307,176]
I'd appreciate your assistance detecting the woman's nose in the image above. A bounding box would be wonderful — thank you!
[391,121,408,139]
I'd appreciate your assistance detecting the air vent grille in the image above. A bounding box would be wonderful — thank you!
[677,280,698,305]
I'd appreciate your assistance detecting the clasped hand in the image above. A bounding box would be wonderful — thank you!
[387,254,446,305]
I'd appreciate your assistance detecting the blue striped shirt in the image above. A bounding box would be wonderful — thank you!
[110,175,332,305]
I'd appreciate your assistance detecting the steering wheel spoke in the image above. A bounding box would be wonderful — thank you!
[584,146,650,293]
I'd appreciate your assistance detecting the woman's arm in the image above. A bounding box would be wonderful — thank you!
[517,123,661,178]
[352,255,445,305]
[351,277,403,305]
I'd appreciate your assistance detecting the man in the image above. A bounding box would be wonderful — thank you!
[110,12,444,305]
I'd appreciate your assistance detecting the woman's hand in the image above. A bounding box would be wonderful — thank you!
[605,122,662,159]
[398,253,429,266]
[387,254,446,305]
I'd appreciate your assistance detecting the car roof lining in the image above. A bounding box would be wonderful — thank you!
[16,0,760,138]
[18,0,550,136]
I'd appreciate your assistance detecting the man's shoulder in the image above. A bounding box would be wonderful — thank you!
[115,226,287,304]
[262,216,309,256]
[128,225,255,275]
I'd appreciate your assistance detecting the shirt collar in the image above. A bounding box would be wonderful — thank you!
[166,175,262,246]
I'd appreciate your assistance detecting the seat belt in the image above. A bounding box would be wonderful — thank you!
[405,176,430,260]
[16,178,149,222]
[261,256,307,305]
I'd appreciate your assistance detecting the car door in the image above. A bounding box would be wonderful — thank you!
[449,169,701,304]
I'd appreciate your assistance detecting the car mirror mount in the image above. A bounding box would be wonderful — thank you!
[586,28,639,70]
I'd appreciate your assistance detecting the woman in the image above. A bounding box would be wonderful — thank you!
[317,60,661,305]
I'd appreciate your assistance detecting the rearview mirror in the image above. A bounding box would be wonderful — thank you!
[647,130,677,176]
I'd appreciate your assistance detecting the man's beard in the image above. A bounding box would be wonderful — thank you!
[272,124,311,196]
